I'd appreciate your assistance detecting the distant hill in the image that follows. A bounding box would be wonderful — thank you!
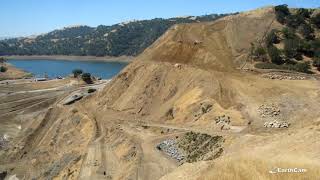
[0,36,15,40]
[0,14,233,57]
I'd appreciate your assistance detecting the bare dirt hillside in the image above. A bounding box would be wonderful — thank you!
[90,7,320,179]
[1,7,320,180]
[139,7,282,71]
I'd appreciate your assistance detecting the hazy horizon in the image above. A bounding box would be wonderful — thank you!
[0,0,319,37]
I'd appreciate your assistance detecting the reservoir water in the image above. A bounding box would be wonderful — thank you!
[8,59,128,79]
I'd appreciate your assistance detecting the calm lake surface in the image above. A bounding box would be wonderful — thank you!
[8,59,128,79]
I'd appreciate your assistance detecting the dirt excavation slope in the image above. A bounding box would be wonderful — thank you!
[138,7,282,71]
[91,7,320,179]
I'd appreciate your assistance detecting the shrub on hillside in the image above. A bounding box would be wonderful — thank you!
[313,58,320,68]
[81,73,93,84]
[255,62,311,73]
[294,62,311,73]
[283,57,297,65]
[286,14,305,28]
[314,50,320,58]
[254,62,282,69]
[265,29,280,47]
[0,66,7,72]
[267,46,283,65]
[311,39,320,57]
[298,40,314,57]
[311,13,320,28]
[72,69,83,78]
[87,88,96,93]
[254,46,267,56]
[275,5,290,24]
[284,39,302,59]
[250,44,268,61]
[282,27,297,39]
[298,23,315,40]
[275,5,290,15]
[0,57,6,64]
[296,8,311,18]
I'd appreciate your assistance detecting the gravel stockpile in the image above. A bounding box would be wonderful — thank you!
[156,139,185,162]
[0,134,9,149]
[264,120,290,128]
[262,73,307,80]
[157,132,224,164]
[258,104,280,118]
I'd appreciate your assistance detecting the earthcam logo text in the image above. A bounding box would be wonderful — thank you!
[269,167,307,174]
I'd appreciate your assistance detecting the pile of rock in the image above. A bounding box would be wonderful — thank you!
[0,134,9,149]
[258,104,280,118]
[214,115,231,130]
[178,132,224,163]
[262,73,306,80]
[156,139,185,162]
[264,120,290,128]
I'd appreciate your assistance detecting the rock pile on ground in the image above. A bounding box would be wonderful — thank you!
[156,139,185,162]
[258,104,280,118]
[258,104,291,129]
[177,132,224,163]
[157,132,224,164]
[262,73,306,80]
[214,115,231,130]
[0,134,9,149]
[264,120,290,128]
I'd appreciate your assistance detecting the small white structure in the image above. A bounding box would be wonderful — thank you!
[35,78,47,82]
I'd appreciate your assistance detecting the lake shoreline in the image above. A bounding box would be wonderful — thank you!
[7,58,128,79]
[2,55,134,63]
[0,63,32,80]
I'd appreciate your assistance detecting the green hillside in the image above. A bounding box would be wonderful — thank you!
[0,14,232,57]
[252,5,320,73]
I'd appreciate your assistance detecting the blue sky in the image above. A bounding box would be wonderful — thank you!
[0,0,319,37]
